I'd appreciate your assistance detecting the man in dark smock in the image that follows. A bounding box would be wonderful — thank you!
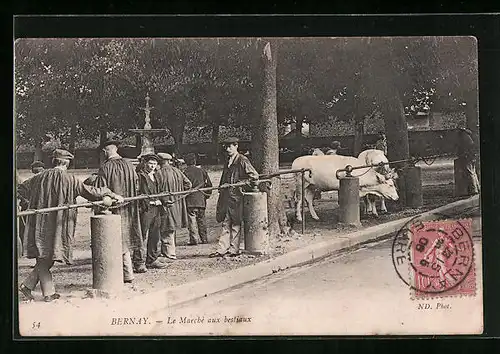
[156,153,192,260]
[94,140,142,282]
[18,149,121,302]
[210,137,259,258]
[17,161,46,258]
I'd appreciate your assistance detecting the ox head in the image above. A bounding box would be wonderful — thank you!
[374,172,399,201]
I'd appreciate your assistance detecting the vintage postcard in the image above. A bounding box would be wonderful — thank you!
[14,35,482,336]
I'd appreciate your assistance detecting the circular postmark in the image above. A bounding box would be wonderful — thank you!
[391,213,474,295]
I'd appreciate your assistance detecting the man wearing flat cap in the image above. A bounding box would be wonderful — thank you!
[210,137,259,258]
[92,140,143,282]
[135,154,168,271]
[157,153,173,166]
[155,152,192,260]
[18,149,123,302]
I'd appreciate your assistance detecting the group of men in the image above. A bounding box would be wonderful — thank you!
[16,136,260,302]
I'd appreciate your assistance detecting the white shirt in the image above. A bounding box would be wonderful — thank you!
[227,154,237,167]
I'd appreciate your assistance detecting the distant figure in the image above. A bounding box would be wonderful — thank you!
[183,153,213,245]
[374,132,388,156]
[325,141,341,155]
[311,148,324,156]
[456,128,480,195]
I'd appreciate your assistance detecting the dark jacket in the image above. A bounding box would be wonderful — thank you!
[137,170,161,212]
[156,164,192,229]
[215,153,259,223]
[183,165,213,209]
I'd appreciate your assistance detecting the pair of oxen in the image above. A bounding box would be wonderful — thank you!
[291,149,399,222]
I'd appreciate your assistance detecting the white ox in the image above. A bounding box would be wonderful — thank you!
[357,150,398,216]
[292,149,399,222]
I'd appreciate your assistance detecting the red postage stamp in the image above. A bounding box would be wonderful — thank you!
[409,219,475,299]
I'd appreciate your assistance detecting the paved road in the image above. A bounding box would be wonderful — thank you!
[149,215,482,336]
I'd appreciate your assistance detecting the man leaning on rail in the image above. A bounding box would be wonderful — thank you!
[18,149,123,302]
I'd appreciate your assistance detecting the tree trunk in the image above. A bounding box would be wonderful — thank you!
[34,138,44,163]
[69,124,77,153]
[99,128,107,164]
[135,134,142,152]
[465,90,479,134]
[171,121,186,155]
[383,92,410,207]
[253,40,289,242]
[353,116,365,156]
[211,120,220,164]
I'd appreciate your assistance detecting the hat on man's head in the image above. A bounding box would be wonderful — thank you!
[52,149,75,160]
[141,153,161,162]
[99,140,121,149]
[30,161,45,169]
[157,153,173,161]
[221,137,239,145]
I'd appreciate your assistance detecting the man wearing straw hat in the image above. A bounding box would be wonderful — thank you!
[18,149,122,302]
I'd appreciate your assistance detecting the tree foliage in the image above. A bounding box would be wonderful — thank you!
[15,37,477,152]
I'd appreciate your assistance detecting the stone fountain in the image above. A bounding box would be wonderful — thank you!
[129,93,168,162]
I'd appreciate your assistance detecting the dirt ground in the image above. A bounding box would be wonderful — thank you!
[16,166,459,302]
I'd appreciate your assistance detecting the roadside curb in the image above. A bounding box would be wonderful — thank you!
[126,195,480,315]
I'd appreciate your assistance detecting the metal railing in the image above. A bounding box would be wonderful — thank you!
[16,168,312,234]
[335,153,456,179]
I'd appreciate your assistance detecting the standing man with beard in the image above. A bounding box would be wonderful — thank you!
[18,149,122,302]
[156,153,192,260]
[94,140,142,283]
[135,154,168,271]
[210,137,259,258]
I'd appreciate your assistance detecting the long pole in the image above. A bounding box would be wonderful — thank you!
[16,179,271,217]
[301,169,305,234]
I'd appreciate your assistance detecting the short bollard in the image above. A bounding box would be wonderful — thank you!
[242,191,269,255]
[339,176,361,227]
[90,213,123,297]
[404,165,423,208]
[454,158,468,197]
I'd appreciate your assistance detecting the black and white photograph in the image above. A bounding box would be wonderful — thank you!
[14,35,482,336]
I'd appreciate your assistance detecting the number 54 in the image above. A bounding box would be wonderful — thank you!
[32,322,40,329]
